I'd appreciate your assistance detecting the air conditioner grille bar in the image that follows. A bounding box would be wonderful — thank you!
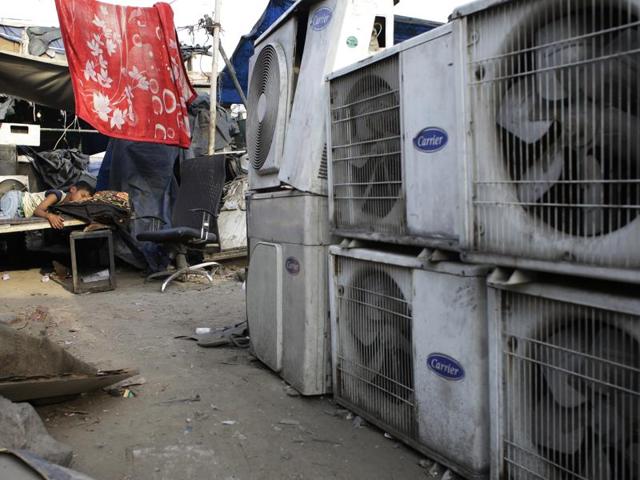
[499,290,640,479]
[335,257,416,439]
[330,55,405,234]
[468,0,640,269]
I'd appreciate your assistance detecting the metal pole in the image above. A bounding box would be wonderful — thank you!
[219,43,247,106]
[207,0,222,155]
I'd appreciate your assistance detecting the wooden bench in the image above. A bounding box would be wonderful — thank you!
[0,216,87,234]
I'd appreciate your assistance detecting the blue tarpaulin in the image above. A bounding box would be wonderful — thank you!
[219,5,441,105]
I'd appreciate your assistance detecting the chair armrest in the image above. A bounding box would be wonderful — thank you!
[188,209,217,242]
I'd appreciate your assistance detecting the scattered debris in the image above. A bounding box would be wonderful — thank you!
[279,419,300,427]
[384,432,393,440]
[352,416,367,428]
[427,462,446,478]
[126,445,217,479]
[158,394,201,405]
[2,273,10,281]
[442,469,460,480]
[0,321,137,402]
[284,385,300,397]
[221,420,237,426]
[232,431,247,441]
[0,449,97,480]
[0,395,73,466]
[418,459,435,470]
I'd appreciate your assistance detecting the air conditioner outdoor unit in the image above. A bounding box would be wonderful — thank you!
[0,175,29,195]
[329,246,491,479]
[327,23,464,249]
[487,270,640,480]
[454,0,640,283]
[247,0,395,193]
[246,190,332,395]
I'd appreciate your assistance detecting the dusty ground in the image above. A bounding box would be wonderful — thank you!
[0,265,442,480]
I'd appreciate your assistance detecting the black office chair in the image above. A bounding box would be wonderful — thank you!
[137,154,226,292]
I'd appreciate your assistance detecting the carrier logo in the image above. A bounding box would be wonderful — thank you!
[311,7,333,31]
[427,353,465,381]
[413,127,448,153]
[285,257,301,275]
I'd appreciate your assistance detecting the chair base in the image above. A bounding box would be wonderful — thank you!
[145,262,221,292]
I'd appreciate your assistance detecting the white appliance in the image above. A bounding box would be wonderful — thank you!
[327,23,464,250]
[453,0,640,283]
[246,190,332,395]
[487,269,640,480]
[329,245,491,479]
[0,175,29,195]
[247,0,395,193]
[0,123,40,147]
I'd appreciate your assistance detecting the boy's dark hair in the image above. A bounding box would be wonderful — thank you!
[74,181,96,195]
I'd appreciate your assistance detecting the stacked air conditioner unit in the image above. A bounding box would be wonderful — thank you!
[487,271,640,480]
[327,23,495,479]
[327,23,464,250]
[246,0,395,395]
[456,0,640,285]
[329,246,492,479]
[451,1,640,479]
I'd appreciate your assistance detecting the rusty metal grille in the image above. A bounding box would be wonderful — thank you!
[330,56,404,235]
[468,0,640,267]
[334,256,415,438]
[499,290,640,479]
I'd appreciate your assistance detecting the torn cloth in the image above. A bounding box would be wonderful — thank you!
[55,0,196,148]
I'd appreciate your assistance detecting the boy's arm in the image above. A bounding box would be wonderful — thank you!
[33,194,65,229]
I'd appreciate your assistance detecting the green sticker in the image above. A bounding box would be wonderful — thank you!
[346,36,358,48]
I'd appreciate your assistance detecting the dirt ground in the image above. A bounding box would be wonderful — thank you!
[0,264,446,480]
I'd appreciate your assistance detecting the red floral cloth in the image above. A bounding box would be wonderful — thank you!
[55,0,196,148]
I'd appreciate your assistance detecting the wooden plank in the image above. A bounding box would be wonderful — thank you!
[0,217,86,234]
[204,247,247,262]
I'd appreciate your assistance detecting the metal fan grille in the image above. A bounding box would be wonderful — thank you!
[330,56,403,234]
[468,0,640,267]
[247,44,281,171]
[334,257,416,439]
[500,291,640,480]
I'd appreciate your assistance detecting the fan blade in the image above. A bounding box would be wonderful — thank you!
[584,28,640,106]
[532,398,585,455]
[582,327,640,398]
[535,20,594,102]
[517,147,564,203]
[498,81,554,144]
[540,329,588,408]
[589,396,629,448]
[577,154,605,236]
[583,439,614,480]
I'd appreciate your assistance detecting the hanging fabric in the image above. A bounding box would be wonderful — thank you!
[55,0,197,148]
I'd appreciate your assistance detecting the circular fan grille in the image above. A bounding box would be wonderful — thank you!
[342,269,413,403]
[0,179,28,195]
[344,75,401,219]
[247,44,282,171]
[515,322,640,479]
[497,5,640,237]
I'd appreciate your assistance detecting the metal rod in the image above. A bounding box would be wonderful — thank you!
[207,0,222,156]
[218,43,247,106]
[40,128,99,133]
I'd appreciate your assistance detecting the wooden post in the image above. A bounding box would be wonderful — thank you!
[207,0,222,155]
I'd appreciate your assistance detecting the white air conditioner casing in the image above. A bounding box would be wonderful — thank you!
[247,0,395,193]
[0,123,40,146]
[453,0,640,283]
[329,246,491,479]
[488,271,640,480]
[327,24,465,250]
[0,175,29,195]
[246,190,332,395]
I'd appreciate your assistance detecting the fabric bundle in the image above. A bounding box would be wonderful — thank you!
[55,0,196,148]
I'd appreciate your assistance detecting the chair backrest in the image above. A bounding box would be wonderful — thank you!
[172,155,226,230]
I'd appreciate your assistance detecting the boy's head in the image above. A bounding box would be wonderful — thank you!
[68,181,95,202]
